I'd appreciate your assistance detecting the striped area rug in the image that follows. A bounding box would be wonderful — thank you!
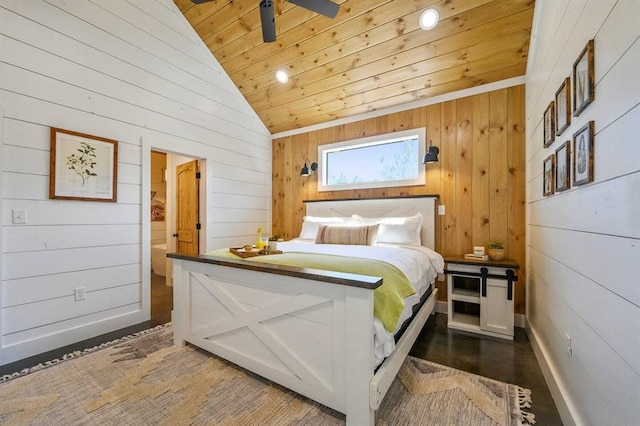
[0,325,534,425]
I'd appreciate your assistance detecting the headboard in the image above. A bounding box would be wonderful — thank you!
[303,196,438,251]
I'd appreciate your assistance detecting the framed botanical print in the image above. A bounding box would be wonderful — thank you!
[49,127,118,202]
[555,77,571,136]
[543,154,555,196]
[555,141,571,192]
[573,39,595,116]
[573,121,595,186]
[543,101,555,148]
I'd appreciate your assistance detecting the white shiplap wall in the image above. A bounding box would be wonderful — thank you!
[0,103,4,366]
[0,0,271,364]
[525,1,640,424]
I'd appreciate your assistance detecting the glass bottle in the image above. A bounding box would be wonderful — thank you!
[256,227,265,249]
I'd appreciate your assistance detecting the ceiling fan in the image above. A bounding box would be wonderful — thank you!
[191,0,340,43]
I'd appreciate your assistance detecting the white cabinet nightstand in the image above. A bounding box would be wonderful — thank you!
[445,257,519,340]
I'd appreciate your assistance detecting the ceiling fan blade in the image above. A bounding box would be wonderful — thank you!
[260,0,276,43]
[287,0,339,18]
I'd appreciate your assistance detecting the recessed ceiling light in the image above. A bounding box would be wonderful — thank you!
[275,70,289,83]
[419,8,439,30]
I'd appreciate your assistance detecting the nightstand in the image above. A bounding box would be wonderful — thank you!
[444,257,519,340]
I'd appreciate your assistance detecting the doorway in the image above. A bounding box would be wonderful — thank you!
[150,151,171,325]
[149,151,200,326]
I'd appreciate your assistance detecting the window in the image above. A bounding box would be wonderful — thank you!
[318,128,426,192]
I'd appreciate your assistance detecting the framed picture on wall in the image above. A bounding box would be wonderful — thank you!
[543,101,555,148]
[555,141,571,192]
[543,154,555,196]
[555,77,571,136]
[573,39,595,117]
[49,127,118,202]
[573,121,595,186]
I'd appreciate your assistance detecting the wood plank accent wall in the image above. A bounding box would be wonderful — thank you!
[273,85,526,313]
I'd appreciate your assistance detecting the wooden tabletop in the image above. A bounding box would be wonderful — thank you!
[444,256,520,269]
[167,252,383,290]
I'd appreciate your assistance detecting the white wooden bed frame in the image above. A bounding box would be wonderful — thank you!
[169,196,439,425]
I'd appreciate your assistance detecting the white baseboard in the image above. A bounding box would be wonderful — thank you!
[526,319,579,426]
[1,309,144,365]
[436,301,447,314]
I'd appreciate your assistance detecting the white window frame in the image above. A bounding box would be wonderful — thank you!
[317,128,426,192]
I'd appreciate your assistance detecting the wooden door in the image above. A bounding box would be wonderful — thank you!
[175,160,199,254]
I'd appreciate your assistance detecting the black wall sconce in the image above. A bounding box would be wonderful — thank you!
[300,160,318,176]
[423,141,439,164]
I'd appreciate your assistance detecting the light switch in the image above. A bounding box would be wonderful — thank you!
[12,209,27,224]
[438,205,445,216]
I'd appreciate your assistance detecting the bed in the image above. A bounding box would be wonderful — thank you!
[168,196,442,425]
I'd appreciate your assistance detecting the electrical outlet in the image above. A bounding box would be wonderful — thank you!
[12,209,27,224]
[565,333,572,359]
[438,205,445,216]
[74,287,86,301]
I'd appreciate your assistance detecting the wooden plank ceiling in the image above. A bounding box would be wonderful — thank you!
[174,0,535,134]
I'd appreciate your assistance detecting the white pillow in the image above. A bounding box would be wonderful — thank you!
[352,213,423,246]
[299,216,350,240]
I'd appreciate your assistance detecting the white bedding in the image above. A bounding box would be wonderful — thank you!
[277,239,445,366]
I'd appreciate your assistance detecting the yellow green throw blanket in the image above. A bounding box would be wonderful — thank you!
[208,249,416,332]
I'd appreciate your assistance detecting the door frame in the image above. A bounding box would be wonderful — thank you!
[141,137,208,321]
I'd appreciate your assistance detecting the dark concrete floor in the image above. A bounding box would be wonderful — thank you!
[410,313,563,425]
[2,279,562,425]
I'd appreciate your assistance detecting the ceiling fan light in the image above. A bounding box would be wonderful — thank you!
[275,70,289,83]
[419,8,439,30]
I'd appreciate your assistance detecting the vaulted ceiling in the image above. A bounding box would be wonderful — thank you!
[174,0,535,134]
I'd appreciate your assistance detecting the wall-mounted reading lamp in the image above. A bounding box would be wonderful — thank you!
[423,141,439,164]
[300,160,318,176]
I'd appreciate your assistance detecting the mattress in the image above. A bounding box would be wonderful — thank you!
[276,239,444,366]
